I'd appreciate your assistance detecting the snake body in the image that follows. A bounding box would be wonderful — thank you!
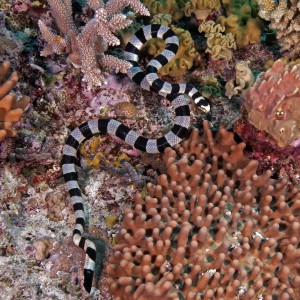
[61,24,210,294]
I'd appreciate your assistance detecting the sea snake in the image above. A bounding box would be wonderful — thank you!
[61,24,210,294]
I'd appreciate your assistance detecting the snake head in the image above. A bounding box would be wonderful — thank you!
[194,96,211,113]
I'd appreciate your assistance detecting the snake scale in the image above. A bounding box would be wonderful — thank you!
[61,24,210,294]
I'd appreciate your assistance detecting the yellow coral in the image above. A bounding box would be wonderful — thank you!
[217,14,262,46]
[147,18,197,77]
[225,60,254,99]
[199,20,236,60]
[184,0,221,20]
[141,0,186,21]
[80,136,105,168]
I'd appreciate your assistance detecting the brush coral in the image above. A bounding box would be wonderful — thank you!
[244,59,300,148]
[106,122,300,299]
[0,61,30,142]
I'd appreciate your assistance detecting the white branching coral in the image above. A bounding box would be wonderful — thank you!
[257,0,300,58]
[39,0,150,89]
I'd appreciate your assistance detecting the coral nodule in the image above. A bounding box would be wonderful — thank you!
[106,121,300,299]
[244,59,300,148]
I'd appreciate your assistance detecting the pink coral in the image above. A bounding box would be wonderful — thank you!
[244,59,300,148]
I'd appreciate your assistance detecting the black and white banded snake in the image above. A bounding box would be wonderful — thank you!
[61,24,210,294]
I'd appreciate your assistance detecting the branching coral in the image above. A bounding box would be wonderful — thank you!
[199,20,236,60]
[257,0,300,58]
[147,14,197,77]
[38,0,150,89]
[244,59,300,148]
[0,61,30,141]
[106,121,300,299]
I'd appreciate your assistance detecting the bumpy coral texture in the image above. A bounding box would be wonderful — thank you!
[244,59,300,148]
[257,0,300,58]
[106,122,300,300]
[0,61,30,141]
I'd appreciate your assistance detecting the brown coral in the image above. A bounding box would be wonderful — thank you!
[46,189,69,222]
[33,237,54,261]
[244,59,300,148]
[0,61,30,141]
[106,122,300,299]
[115,102,137,119]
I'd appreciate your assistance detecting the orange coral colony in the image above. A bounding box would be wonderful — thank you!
[106,121,300,299]
[0,61,30,141]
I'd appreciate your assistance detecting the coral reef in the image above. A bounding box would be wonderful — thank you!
[244,59,300,148]
[38,0,150,89]
[225,60,254,99]
[141,0,187,21]
[0,61,30,141]
[218,0,262,46]
[0,0,299,297]
[184,0,221,23]
[199,20,236,60]
[257,0,300,58]
[106,122,300,299]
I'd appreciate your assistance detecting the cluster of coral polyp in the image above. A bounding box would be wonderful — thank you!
[106,122,300,299]
[244,59,300,148]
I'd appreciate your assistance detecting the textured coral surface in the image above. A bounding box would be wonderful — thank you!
[258,0,300,58]
[107,122,300,299]
[244,59,300,148]
[1,0,300,298]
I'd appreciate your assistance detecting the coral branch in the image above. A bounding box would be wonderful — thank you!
[39,0,149,89]
[0,61,30,141]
